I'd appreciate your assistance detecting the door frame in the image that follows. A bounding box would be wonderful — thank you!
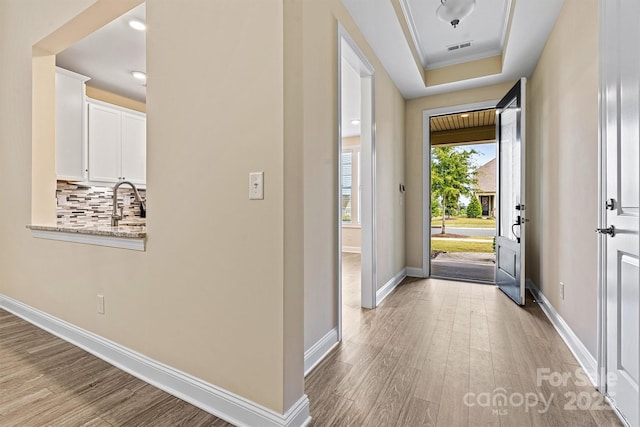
[337,23,377,341]
[421,100,498,278]
[596,0,606,390]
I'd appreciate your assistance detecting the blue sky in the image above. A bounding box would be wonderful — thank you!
[465,142,495,168]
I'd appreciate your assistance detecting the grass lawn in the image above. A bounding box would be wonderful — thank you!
[431,216,496,229]
[431,239,493,253]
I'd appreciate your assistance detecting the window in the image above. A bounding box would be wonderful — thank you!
[342,146,361,225]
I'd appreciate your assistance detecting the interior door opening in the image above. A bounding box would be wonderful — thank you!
[338,26,376,342]
[429,109,497,284]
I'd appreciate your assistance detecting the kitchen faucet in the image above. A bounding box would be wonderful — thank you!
[111,180,146,226]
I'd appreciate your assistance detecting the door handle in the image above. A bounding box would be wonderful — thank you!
[605,198,616,210]
[595,226,615,237]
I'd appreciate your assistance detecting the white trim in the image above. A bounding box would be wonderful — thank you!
[31,229,145,251]
[341,246,361,254]
[406,267,426,278]
[526,280,598,386]
[304,328,339,377]
[56,66,90,82]
[0,294,310,427]
[376,268,407,305]
[425,49,503,71]
[596,0,607,392]
[398,0,427,68]
[422,100,499,279]
[604,394,632,427]
[338,24,378,333]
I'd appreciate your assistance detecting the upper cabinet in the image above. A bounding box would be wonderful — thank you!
[120,112,146,184]
[55,67,89,181]
[88,100,146,185]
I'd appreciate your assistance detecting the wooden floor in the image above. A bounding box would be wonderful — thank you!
[306,253,623,426]
[0,309,231,426]
[0,257,624,426]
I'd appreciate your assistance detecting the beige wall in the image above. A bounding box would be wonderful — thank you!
[302,0,406,349]
[1,0,301,414]
[526,0,599,355]
[405,82,515,269]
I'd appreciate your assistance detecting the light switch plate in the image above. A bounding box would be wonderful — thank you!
[249,172,264,200]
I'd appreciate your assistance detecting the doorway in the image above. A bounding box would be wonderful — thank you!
[338,25,376,341]
[428,108,497,284]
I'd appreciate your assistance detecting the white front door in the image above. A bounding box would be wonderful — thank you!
[495,78,526,305]
[601,1,640,425]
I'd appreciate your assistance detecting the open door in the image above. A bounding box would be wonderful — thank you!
[600,0,640,423]
[495,79,526,305]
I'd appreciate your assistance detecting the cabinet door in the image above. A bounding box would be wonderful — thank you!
[55,70,86,180]
[88,103,121,182]
[121,112,146,185]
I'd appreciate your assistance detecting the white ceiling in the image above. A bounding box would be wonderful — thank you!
[404,0,510,69]
[341,58,362,138]
[341,0,565,99]
[56,3,146,103]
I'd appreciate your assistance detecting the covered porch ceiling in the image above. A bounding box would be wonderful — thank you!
[430,108,496,145]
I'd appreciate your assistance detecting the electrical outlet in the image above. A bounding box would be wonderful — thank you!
[560,282,565,300]
[97,294,105,314]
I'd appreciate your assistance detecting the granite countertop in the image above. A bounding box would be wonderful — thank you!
[27,220,146,239]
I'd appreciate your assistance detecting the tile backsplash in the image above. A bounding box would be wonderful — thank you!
[57,181,146,225]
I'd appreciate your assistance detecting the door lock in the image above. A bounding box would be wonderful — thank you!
[605,198,616,210]
[595,226,615,237]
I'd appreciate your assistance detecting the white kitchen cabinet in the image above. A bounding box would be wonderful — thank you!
[88,103,121,183]
[120,112,146,184]
[87,99,146,185]
[55,67,89,181]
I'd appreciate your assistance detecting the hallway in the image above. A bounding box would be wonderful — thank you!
[306,275,623,426]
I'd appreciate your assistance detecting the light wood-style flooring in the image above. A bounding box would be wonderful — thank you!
[306,253,623,426]
[0,257,624,426]
[0,308,232,426]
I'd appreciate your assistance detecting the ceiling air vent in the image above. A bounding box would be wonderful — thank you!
[447,41,472,52]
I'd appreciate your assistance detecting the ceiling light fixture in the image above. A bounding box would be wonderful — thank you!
[436,0,476,28]
[131,71,147,81]
[351,119,361,125]
[460,113,470,118]
[128,19,146,31]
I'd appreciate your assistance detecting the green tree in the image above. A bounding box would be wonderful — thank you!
[431,146,477,234]
[431,193,441,217]
[467,195,482,218]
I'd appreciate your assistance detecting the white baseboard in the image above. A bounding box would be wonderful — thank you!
[0,294,310,427]
[341,246,361,254]
[406,267,426,278]
[376,268,407,305]
[304,328,339,377]
[526,280,598,386]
